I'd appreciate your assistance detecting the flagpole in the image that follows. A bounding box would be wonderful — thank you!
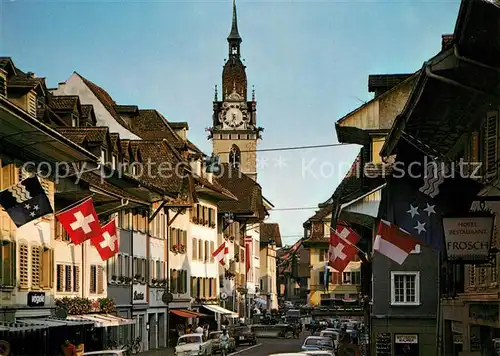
[55,194,95,216]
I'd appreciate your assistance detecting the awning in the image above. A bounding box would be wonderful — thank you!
[202,304,239,318]
[340,184,385,218]
[18,317,94,328]
[66,314,135,327]
[0,321,48,332]
[170,309,206,318]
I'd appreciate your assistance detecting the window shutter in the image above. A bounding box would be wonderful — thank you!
[193,238,198,259]
[19,244,29,289]
[90,266,96,293]
[183,231,187,249]
[484,111,499,180]
[56,264,64,292]
[74,265,80,292]
[210,242,215,263]
[49,249,54,288]
[97,265,104,293]
[65,265,72,292]
[31,246,41,289]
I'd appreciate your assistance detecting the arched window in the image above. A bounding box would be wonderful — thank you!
[229,145,241,169]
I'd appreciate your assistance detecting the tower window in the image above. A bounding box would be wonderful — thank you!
[232,46,238,55]
[229,145,241,169]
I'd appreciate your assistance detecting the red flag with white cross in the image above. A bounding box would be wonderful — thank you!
[328,225,360,273]
[56,197,101,245]
[212,241,229,266]
[91,219,119,261]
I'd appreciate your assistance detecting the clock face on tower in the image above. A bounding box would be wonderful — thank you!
[224,107,243,127]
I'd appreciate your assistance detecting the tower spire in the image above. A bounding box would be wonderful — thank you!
[227,0,242,57]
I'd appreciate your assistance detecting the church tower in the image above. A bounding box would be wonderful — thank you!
[210,0,261,181]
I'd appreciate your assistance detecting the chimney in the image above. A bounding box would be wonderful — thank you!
[442,34,453,50]
[189,159,201,176]
[206,172,213,183]
[58,82,66,91]
[26,72,35,78]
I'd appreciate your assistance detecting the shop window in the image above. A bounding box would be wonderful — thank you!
[390,271,420,306]
[19,244,29,289]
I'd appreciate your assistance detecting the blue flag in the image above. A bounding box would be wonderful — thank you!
[379,139,482,251]
[323,263,329,292]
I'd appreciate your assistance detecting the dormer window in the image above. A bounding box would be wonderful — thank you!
[122,159,129,174]
[0,70,6,97]
[132,164,137,176]
[71,115,78,127]
[101,149,107,165]
[112,154,117,170]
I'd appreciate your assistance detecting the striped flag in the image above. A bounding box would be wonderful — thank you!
[245,236,253,276]
[212,241,229,266]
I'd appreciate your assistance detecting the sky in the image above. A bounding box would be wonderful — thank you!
[1,0,461,246]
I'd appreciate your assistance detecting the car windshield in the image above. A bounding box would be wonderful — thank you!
[178,336,201,345]
[209,333,221,339]
[304,338,333,347]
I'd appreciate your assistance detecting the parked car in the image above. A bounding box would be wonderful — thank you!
[301,337,334,352]
[83,351,125,356]
[209,331,236,353]
[175,333,212,356]
[319,330,341,349]
[232,325,257,346]
[269,352,334,356]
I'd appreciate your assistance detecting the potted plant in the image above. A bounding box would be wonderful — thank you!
[124,276,132,284]
[229,235,234,242]
[118,276,125,285]
[134,274,142,283]
[179,244,186,254]
[151,278,157,286]
[172,245,179,254]
[210,222,216,228]
[234,254,239,262]
[110,275,117,284]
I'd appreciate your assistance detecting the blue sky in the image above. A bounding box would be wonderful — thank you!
[1,0,461,246]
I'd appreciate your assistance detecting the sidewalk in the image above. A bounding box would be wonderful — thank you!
[139,347,175,356]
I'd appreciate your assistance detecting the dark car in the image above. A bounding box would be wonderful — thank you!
[232,326,257,346]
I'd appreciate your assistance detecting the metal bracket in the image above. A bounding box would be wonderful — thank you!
[97,199,129,217]
[149,200,167,222]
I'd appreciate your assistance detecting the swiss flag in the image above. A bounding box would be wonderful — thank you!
[91,219,119,261]
[56,198,101,245]
[328,225,360,273]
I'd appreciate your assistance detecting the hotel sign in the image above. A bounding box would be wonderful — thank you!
[443,214,494,263]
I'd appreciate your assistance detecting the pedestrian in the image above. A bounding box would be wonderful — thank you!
[186,324,192,334]
[61,340,77,356]
[195,322,203,334]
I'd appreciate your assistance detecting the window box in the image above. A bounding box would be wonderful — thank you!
[210,223,216,229]
[390,271,420,306]
[110,275,118,284]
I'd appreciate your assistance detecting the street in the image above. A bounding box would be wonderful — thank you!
[231,335,306,356]
[142,334,306,356]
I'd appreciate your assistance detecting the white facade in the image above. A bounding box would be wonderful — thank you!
[245,226,260,295]
[189,198,219,294]
[52,73,140,140]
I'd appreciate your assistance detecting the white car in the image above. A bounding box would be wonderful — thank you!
[319,330,341,349]
[175,333,213,356]
[83,351,125,356]
[301,336,334,352]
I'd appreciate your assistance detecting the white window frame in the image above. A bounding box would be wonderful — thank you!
[390,271,420,306]
[112,154,117,170]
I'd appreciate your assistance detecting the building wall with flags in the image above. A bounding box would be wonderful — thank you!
[188,199,219,305]
[0,164,57,320]
[167,205,192,310]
